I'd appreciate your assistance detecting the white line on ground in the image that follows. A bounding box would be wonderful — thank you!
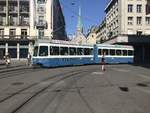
[137,74,150,80]
[112,68,130,73]
[92,72,104,75]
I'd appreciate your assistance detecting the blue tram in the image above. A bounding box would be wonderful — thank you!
[32,42,134,67]
[32,42,94,67]
[94,44,134,64]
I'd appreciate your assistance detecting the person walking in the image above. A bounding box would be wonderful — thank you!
[5,53,11,67]
[27,52,32,66]
[101,52,105,71]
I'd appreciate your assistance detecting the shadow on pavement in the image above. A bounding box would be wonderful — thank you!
[132,63,150,69]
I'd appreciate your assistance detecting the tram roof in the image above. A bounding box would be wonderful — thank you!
[96,44,134,49]
[34,42,94,48]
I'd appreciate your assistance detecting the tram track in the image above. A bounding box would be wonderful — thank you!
[0,70,75,104]
[9,69,92,113]
[0,69,89,105]
[0,67,44,79]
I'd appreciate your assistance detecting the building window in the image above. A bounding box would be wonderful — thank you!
[9,16,17,26]
[39,16,44,23]
[21,29,27,39]
[9,29,16,38]
[128,17,133,25]
[38,6,45,13]
[146,17,150,25]
[128,4,133,13]
[137,31,142,36]
[137,17,142,25]
[114,22,116,28]
[0,29,4,37]
[38,29,44,39]
[37,0,45,4]
[116,19,118,24]
[137,4,142,13]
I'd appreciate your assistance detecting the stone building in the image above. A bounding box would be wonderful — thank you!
[102,0,150,63]
[96,19,107,44]
[0,0,67,60]
[71,7,87,44]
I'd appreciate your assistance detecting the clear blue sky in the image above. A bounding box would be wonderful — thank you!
[60,0,110,36]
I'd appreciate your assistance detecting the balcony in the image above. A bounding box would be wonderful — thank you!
[19,21,29,26]
[35,21,47,29]
[9,20,17,26]
[0,35,31,42]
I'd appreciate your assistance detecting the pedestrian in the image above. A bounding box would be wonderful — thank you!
[5,53,11,67]
[27,52,32,66]
[101,52,105,71]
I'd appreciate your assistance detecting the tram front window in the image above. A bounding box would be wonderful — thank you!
[39,46,48,56]
[33,46,38,56]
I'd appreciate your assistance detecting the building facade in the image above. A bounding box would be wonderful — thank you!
[105,0,150,40]
[96,19,107,44]
[0,0,67,60]
[86,26,97,44]
[103,0,150,63]
[30,0,67,41]
[86,19,107,45]
[0,0,31,59]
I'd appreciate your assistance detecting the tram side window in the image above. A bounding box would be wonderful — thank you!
[84,48,91,55]
[103,49,109,55]
[90,48,93,55]
[116,50,122,56]
[69,47,76,55]
[77,48,83,55]
[33,46,38,56]
[128,50,133,56]
[122,50,127,56]
[39,46,48,56]
[60,47,68,55]
[110,49,115,56]
[50,46,59,55]
[98,49,101,55]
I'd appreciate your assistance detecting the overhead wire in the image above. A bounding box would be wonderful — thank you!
[60,1,99,24]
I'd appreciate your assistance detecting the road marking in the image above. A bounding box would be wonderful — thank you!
[92,72,104,75]
[112,68,130,72]
[137,74,150,80]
